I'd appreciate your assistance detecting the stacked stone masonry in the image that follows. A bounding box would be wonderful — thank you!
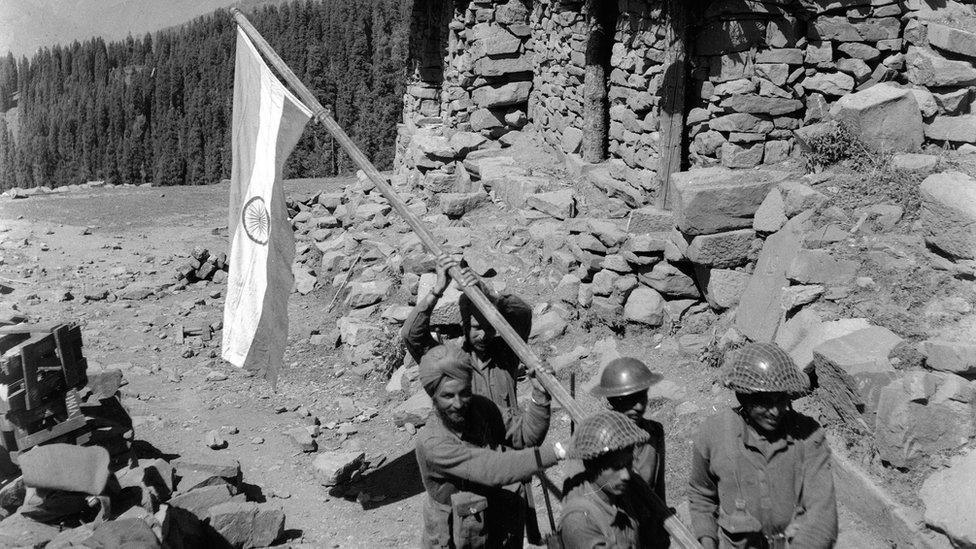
[398,0,976,183]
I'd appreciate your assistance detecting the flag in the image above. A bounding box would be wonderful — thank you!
[222,27,312,385]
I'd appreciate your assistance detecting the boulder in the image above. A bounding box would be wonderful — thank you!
[292,266,316,295]
[875,371,976,468]
[720,142,764,168]
[440,191,488,218]
[753,188,788,233]
[561,127,583,154]
[775,309,872,371]
[890,153,938,171]
[812,16,900,42]
[470,109,505,132]
[923,340,976,377]
[469,23,522,57]
[526,189,577,220]
[778,180,828,217]
[786,250,858,285]
[491,175,551,209]
[704,269,751,309]
[471,82,532,109]
[169,485,241,519]
[449,132,488,156]
[919,171,976,259]
[827,84,923,152]
[926,22,976,59]
[906,46,976,87]
[346,280,392,309]
[671,167,791,235]
[638,261,701,298]
[920,448,976,547]
[812,326,903,426]
[312,451,365,487]
[0,513,59,547]
[530,310,568,343]
[627,206,675,235]
[924,115,976,143]
[801,73,854,96]
[623,287,666,326]
[207,501,285,549]
[685,229,756,268]
[173,458,242,492]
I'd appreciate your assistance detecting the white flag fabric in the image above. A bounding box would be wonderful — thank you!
[222,28,312,384]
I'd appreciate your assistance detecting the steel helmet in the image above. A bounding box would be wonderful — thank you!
[589,357,663,398]
[721,342,811,397]
[570,410,650,460]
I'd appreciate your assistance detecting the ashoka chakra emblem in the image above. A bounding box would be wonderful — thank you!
[242,196,270,245]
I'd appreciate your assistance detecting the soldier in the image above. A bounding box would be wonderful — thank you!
[689,343,838,549]
[402,254,532,416]
[590,357,669,546]
[559,410,651,548]
[414,344,569,549]
[403,254,545,541]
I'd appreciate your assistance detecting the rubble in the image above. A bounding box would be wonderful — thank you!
[173,247,229,287]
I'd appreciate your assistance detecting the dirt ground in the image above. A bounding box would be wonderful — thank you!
[0,178,887,547]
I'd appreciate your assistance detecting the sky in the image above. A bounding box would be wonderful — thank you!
[0,0,245,57]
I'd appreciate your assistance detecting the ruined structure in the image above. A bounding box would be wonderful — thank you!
[397,0,976,199]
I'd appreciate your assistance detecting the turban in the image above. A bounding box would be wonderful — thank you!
[458,292,532,342]
[419,345,472,396]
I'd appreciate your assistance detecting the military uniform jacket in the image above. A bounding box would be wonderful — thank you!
[414,394,555,548]
[633,417,669,547]
[688,408,837,549]
[559,479,642,549]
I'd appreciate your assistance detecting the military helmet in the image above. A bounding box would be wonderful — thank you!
[570,410,650,460]
[721,342,810,397]
[589,357,662,398]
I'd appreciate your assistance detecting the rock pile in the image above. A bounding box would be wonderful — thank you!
[173,247,228,288]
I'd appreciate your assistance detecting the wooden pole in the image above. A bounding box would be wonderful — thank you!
[230,9,701,548]
[655,0,688,210]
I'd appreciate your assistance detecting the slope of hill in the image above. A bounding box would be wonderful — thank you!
[0,0,291,57]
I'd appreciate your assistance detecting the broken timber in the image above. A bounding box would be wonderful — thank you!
[656,0,688,210]
[229,9,702,549]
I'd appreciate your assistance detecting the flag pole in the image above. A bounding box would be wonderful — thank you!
[229,9,701,548]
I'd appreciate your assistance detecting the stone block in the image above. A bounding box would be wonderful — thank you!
[672,167,789,235]
[449,132,488,156]
[827,84,923,152]
[704,269,751,309]
[561,127,583,154]
[721,142,764,168]
[473,56,533,77]
[719,95,802,115]
[470,109,505,132]
[735,211,811,342]
[472,82,532,108]
[526,189,577,220]
[685,229,756,268]
[207,501,285,549]
[923,339,976,376]
[778,312,872,371]
[926,22,976,59]
[906,46,976,87]
[638,261,700,298]
[812,326,903,425]
[786,249,858,285]
[890,153,938,171]
[530,311,568,342]
[934,88,972,116]
[812,16,900,42]
[173,458,241,492]
[346,280,392,309]
[924,115,976,143]
[875,371,976,468]
[169,485,241,519]
[440,191,488,218]
[469,23,522,57]
[919,171,976,259]
[753,188,788,233]
[490,175,551,209]
[627,206,675,234]
[802,73,855,96]
[623,287,666,326]
[312,451,365,487]
[709,113,774,133]
[920,449,976,547]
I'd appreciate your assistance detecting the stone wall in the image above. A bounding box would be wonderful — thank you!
[398,0,976,178]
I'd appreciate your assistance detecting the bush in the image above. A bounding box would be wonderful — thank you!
[802,120,876,172]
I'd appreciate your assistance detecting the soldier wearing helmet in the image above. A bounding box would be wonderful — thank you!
[688,342,837,549]
[559,410,653,548]
[590,358,667,504]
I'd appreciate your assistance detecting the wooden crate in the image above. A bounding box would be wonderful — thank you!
[0,323,90,455]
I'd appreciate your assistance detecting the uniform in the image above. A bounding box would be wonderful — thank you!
[559,479,642,549]
[415,393,555,548]
[688,407,837,549]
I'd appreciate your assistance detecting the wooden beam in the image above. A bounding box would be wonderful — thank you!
[656,0,688,210]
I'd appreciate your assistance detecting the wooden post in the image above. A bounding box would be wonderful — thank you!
[656,0,688,210]
[230,9,701,548]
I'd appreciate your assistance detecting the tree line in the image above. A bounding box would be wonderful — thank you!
[0,0,411,191]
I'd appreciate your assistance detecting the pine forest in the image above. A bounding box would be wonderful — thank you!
[0,0,411,191]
